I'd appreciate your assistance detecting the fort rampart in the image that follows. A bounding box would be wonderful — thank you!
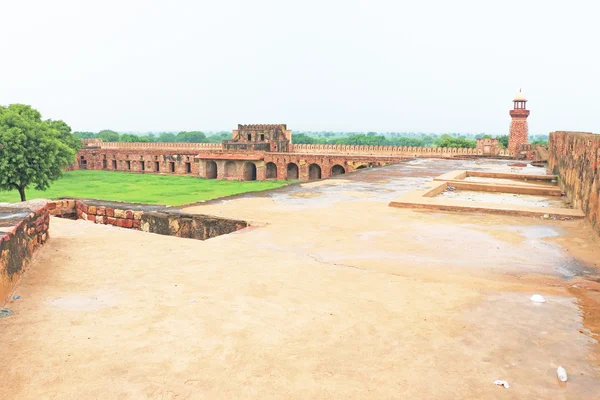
[548,131,600,234]
[0,201,49,302]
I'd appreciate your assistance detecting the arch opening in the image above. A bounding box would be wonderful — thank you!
[243,162,257,181]
[206,161,217,179]
[265,162,278,179]
[224,161,237,178]
[286,163,299,180]
[356,165,367,170]
[308,164,322,180]
[331,164,346,176]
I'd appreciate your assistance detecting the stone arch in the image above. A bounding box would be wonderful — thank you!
[331,164,346,176]
[308,163,322,180]
[205,161,217,179]
[243,162,257,181]
[286,163,299,180]
[356,165,367,170]
[265,162,277,179]
[224,161,237,178]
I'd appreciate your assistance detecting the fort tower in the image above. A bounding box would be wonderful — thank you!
[508,89,530,155]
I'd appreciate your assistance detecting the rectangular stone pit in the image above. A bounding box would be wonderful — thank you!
[390,172,585,219]
[48,198,248,241]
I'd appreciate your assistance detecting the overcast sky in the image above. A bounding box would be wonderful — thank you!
[1,0,598,135]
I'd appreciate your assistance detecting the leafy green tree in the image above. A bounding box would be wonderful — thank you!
[497,135,509,149]
[47,120,81,152]
[206,132,232,143]
[74,131,95,139]
[120,133,150,142]
[157,132,177,142]
[435,134,476,148]
[0,104,77,201]
[96,129,119,142]
[176,131,207,143]
[291,133,315,144]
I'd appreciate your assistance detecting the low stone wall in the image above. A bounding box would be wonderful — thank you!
[0,201,50,303]
[49,199,248,240]
[548,131,600,234]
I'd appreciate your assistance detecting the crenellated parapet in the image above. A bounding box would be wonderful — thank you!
[91,142,223,150]
[288,144,510,157]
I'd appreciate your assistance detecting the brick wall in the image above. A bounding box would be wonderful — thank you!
[0,201,49,303]
[289,144,511,157]
[49,199,248,240]
[548,131,600,235]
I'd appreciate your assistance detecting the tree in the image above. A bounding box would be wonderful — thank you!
[120,133,150,142]
[291,133,315,144]
[74,131,95,139]
[96,129,119,142]
[435,134,476,148]
[157,132,177,142]
[176,131,207,143]
[497,135,509,149]
[47,119,81,152]
[0,104,77,201]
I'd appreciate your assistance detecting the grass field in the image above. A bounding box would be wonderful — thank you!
[0,170,290,206]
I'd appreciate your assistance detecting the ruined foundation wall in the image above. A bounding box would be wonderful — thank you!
[548,131,600,234]
[49,199,248,240]
[0,202,49,302]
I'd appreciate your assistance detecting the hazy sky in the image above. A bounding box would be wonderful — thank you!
[1,0,598,135]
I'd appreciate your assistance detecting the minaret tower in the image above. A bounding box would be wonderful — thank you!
[508,89,530,156]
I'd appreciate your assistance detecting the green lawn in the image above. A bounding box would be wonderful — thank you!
[0,170,289,206]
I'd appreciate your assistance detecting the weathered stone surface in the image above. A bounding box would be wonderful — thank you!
[549,131,600,235]
[114,209,126,219]
[0,202,50,302]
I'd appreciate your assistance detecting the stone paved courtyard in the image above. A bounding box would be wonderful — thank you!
[1,159,599,399]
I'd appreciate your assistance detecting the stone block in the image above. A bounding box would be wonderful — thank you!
[107,217,117,225]
[81,203,88,213]
[87,214,95,222]
[132,219,141,229]
[48,202,56,210]
[81,212,88,221]
[96,206,106,216]
[114,209,126,219]
[88,206,97,215]
[106,208,114,217]
[133,211,143,220]
[125,210,134,219]
[95,215,104,224]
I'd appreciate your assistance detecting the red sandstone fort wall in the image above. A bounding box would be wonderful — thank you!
[289,144,511,157]
[0,202,49,303]
[549,131,600,235]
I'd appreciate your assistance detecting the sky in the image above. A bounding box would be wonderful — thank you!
[1,0,598,135]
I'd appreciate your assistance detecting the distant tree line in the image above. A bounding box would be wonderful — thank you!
[293,132,548,149]
[74,130,230,143]
[74,130,548,149]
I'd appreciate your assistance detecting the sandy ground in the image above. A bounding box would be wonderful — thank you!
[1,159,599,399]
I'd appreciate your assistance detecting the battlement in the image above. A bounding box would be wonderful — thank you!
[289,143,511,157]
[237,124,287,130]
[86,142,223,150]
